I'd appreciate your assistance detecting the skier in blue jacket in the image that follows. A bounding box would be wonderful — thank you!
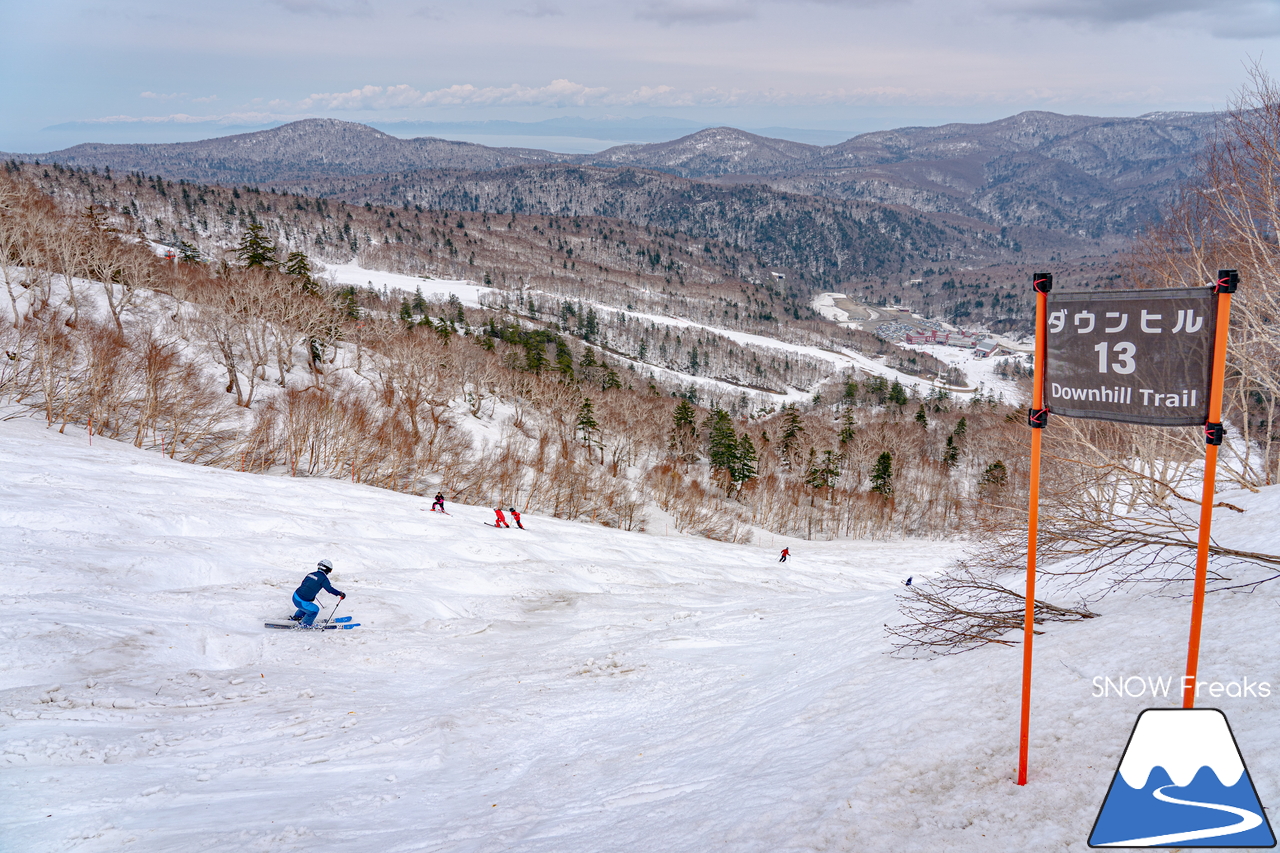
[290,559,345,627]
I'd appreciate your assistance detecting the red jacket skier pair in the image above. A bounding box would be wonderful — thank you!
[494,507,523,529]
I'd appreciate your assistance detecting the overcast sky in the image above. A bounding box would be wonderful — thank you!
[3,0,1279,151]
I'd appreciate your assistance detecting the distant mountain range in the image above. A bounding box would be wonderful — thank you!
[4,110,1217,276]
[574,112,1216,236]
[9,112,1215,238]
[14,120,564,182]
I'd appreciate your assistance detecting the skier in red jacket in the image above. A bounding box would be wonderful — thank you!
[779,548,790,562]
[510,507,524,529]
[493,507,510,528]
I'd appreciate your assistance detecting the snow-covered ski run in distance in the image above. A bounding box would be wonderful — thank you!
[5,414,1280,852]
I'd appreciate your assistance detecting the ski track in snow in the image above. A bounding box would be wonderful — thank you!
[3,417,1280,852]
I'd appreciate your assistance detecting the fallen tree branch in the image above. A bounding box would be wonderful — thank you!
[886,571,1098,656]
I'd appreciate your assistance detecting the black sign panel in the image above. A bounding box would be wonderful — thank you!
[1043,287,1217,426]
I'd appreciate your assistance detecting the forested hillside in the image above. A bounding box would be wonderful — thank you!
[291,163,1001,286]
[0,164,1027,543]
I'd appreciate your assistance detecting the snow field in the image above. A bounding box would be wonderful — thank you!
[318,261,491,308]
[3,415,1280,852]
[901,341,1026,401]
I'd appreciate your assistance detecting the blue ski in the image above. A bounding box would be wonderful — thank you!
[265,619,361,630]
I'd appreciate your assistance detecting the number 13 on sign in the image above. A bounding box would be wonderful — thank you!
[1094,341,1136,374]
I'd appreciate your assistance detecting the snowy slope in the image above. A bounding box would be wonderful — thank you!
[307,262,954,403]
[4,417,1280,852]
[318,261,492,308]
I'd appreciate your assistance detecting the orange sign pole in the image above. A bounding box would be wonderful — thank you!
[1182,270,1237,708]
[1018,272,1052,786]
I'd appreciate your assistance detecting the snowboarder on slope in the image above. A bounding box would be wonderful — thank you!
[493,507,510,528]
[290,559,345,627]
[431,492,446,512]
[510,507,524,529]
[779,548,790,562]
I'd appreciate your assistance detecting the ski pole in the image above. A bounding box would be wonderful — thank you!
[321,597,342,629]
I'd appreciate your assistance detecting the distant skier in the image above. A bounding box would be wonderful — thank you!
[905,576,913,587]
[431,492,446,512]
[493,507,510,528]
[779,548,790,563]
[290,559,345,627]
[510,507,524,529]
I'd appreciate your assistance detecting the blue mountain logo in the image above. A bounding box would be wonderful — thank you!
[1089,708,1275,848]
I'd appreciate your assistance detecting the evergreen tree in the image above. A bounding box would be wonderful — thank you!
[942,435,960,468]
[177,239,203,264]
[670,399,699,460]
[838,410,857,446]
[524,341,548,375]
[733,433,758,487]
[888,380,909,407]
[236,223,277,268]
[914,404,929,429]
[284,250,317,293]
[411,287,428,316]
[554,340,575,381]
[582,308,600,342]
[599,362,622,391]
[953,416,968,439]
[335,285,360,318]
[870,451,894,497]
[672,399,697,435]
[707,409,738,473]
[978,460,1008,490]
[778,404,804,466]
[427,315,453,339]
[576,398,599,446]
[805,449,842,492]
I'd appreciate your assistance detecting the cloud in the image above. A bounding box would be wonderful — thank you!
[635,0,759,25]
[996,0,1280,36]
[68,112,301,126]
[267,0,371,16]
[289,79,1030,111]
[297,80,616,110]
[140,92,186,101]
[192,95,220,104]
[511,2,564,16]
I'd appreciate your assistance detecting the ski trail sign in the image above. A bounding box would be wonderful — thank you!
[1018,271,1238,787]
[1043,288,1217,426]
[1089,709,1274,848]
